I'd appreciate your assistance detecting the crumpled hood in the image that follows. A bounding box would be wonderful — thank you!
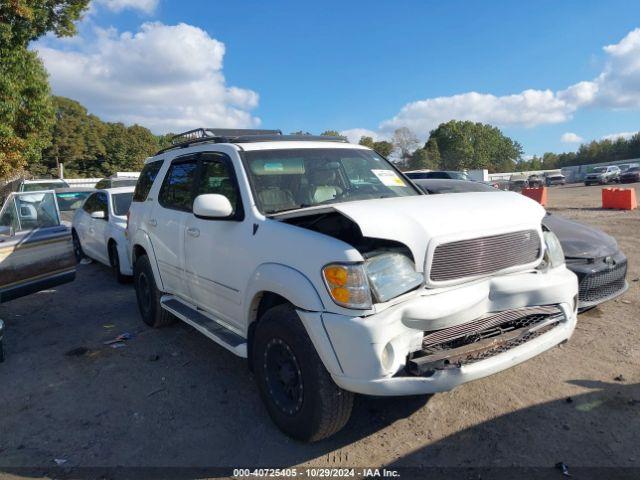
[542,213,618,258]
[332,192,546,270]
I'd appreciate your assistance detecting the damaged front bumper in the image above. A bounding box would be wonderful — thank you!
[298,266,578,396]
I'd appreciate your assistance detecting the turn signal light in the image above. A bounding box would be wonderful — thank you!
[322,264,372,309]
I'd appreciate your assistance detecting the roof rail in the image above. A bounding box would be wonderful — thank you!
[155,128,348,155]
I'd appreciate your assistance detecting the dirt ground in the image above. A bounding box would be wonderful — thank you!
[0,183,638,477]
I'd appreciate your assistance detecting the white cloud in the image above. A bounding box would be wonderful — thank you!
[601,131,638,141]
[37,22,260,133]
[94,0,158,14]
[339,128,381,144]
[355,27,640,140]
[560,132,584,143]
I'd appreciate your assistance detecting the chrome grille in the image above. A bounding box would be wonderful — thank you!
[429,230,541,282]
[422,305,562,348]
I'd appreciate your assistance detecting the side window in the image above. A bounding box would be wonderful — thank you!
[0,192,60,232]
[133,160,163,202]
[96,193,109,218]
[83,193,99,213]
[196,153,241,216]
[159,159,198,211]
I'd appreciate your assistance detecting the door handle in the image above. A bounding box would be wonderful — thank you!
[186,227,200,237]
[148,218,157,227]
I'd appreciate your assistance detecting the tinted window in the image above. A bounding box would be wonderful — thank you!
[56,191,91,211]
[197,153,240,216]
[159,160,198,211]
[112,192,134,216]
[83,193,100,213]
[133,161,163,202]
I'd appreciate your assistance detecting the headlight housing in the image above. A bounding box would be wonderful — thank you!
[322,264,372,309]
[542,230,565,269]
[365,253,423,303]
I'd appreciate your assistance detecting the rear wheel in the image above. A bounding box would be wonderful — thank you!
[133,254,175,328]
[72,230,84,263]
[109,242,129,284]
[252,304,353,442]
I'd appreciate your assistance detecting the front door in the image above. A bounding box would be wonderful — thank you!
[184,152,248,328]
[150,155,198,299]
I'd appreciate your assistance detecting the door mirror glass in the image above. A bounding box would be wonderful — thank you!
[193,194,233,219]
[90,210,106,220]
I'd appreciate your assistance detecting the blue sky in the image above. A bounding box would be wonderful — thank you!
[36,0,640,157]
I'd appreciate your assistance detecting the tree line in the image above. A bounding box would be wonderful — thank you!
[2,2,638,181]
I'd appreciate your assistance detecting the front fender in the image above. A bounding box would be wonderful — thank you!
[244,263,325,320]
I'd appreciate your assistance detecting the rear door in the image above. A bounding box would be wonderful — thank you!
[149,155,198,299]
[0,192,76,302]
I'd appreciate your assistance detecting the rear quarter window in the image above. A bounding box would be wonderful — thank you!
[133,161,163,202]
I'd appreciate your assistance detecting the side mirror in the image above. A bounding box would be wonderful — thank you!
[90,210,106,220]
[193,194,233,219]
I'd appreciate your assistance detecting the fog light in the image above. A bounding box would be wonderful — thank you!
[381,342,394,371]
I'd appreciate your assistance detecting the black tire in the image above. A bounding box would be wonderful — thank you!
[72,230,84,263]
[252,304,353,442]
[133,254,175,328]
[109,241,129,284]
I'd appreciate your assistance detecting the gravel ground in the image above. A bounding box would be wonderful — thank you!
[0,183,638,477]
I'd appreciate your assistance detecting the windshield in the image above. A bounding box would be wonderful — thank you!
[112,192,134,216]
[22,181,68,192]
[244,148,420,214]
[416,180,495,194]
[592,167,606,173]
[56,191,91,211]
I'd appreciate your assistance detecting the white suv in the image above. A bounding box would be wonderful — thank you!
[127,128,578,441]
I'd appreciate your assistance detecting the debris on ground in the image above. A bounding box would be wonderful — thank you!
[148,354,160,362]
[614,374,626,382]
[555,461,571,476]
[104,332,133,345]
[565,397,573,403]
[64,347,89,357]
[54,458,68,466]
[103,324,115,329]
[110,342,126,349]
[147,387,165,397]
[79,258,92,265]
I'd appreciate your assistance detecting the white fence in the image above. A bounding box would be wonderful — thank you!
[65,178,101,188]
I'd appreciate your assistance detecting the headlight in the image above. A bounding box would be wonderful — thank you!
[364,253,423,302]
[322,264,372,309]
[543,231,565,268]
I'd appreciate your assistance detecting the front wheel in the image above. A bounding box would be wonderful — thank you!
[252,304,354,442]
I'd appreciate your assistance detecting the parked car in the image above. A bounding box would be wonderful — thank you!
[545,173,566,186]
[0,190,77,360]
[404,170,469,180]
[55,187,95,224]
[19,178,70,192]
[584,165,620,185]
[95,175,139,189]
[527,174,544,187]
[414,179,628,310]
[619,166,640,183]
[617,163,639,173]
[509,175,528,191]
[127,128,578,441]
[72,187,134,283]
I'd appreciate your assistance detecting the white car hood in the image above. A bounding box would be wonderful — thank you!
[331,191,546,270]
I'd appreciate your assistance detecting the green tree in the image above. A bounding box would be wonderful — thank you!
[358,136,375,148]
[427,120,522,172]
[0,0,89,179]
[320,130,345,140]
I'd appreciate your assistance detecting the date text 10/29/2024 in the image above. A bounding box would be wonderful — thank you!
[233,468,401,478]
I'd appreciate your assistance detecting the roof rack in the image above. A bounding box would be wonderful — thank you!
[155,128,348,155]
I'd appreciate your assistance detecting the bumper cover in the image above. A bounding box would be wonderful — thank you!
[569,252,628,309]
[310,267,578,396]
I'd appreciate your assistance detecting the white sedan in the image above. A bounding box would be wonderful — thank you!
[72,187,134,282]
